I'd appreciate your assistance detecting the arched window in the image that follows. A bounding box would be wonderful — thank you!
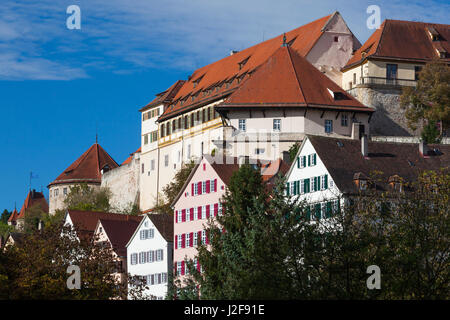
[160,124,165,137]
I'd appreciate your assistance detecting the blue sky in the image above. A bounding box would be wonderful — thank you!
[0,0,448,211]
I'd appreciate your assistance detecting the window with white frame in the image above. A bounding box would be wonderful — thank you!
[148,251,154,263]
[131,253,137,265]
[177,235,182,249]
[239,119,246,131]
[201,206,206,219]
[194,183,198,195]
[301,156,306,168]
[210,179,215,192]
[330,179,334,188]
[186,234,190,248]
[311,178,316,192]
[333,199,339,213]
[139,252,146,264]
[321,202,327,218]
[273,119,281,131]
[193,232,198,246]
[177,262,182,276]
[162,273,167,283]
[194,207,198,220]
[218,203,223,216]
[300,179,305,194]
[177,210,182,223]
[201,230,206,244]
[202,181,206,193]
[290,182,295,195]
[321,175,327,190]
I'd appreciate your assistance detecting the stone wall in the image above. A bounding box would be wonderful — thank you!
[349,86,422,137]
[101,153,140,213]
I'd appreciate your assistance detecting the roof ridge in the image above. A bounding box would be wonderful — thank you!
[286,46,308,104]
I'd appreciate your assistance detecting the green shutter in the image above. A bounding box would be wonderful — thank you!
[326,202,332,218]
[297,157,300,169]
[305,178,310,193]
[303,156,306,167]
[317,176,321,191]
[324,175,328,189]
[308,155,311,166]
[313,154,317,165]
[306,206,311,221]
[315,204,321,220]
[286,182,290,196]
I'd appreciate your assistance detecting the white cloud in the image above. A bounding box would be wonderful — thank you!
[0,0,448,80]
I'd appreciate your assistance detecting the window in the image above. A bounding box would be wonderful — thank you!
[193,232,198,246]
[341,114,348,127]
[353,73,356,85]
[321,202,327,219]
[311,177,316,192]
[218,203,223,216]
[201,206,206,219]
[273,119,281,131]
[156,249,163,261]
[239,119,246,131]
[300,180,305,194]
[177,210,182,223]
[386,64,398,80]
[162,273,167,283]
[414,66,422,81]
[290,182,295,195]
[194,183,198,196]
[131,253,137,265]
[177,262,182,276]
[321,175,327,190]
[139,252,146,264]
[201,230,206,244]
[210,179,215,193]
[255,148,265,155]
[151,159,155,171]
[164,155,169,167]
[300,156,306,168]
[325,120,333,133]
[202,181,206,194]
[177,235,182,249]
[194,207,198,220]
[186,234,190,248]
[63,188,68,196]
[334,36,339,42]
[55,189,59,197]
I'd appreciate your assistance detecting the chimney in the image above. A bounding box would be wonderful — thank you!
[419,140,429,156]
[230,50,239,56]
[361,134,368,157]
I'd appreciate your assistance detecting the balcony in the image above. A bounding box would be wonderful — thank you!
[348,77,417,94]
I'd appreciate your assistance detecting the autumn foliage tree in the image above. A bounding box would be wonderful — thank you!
[401,59,450,141]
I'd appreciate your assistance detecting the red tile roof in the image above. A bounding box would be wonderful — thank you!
[121,147,141,166]
[157,13,339,121]
[147,213,174,243]
[66,210,143,240]
[343,19,450,70]
[49,143,119,187]
[7,208,19,223]
[97,218,141,257]
[220,46,372,112]
[140,80,186,112]
[17,190,49,219]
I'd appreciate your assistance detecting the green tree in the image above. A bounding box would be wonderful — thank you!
[0,222,147,300]
[63,184,112,212]
[421,120,442,144]
[153,161,196,215]
[288,142,300,162]
[172,168,449,300]
[0,210,11,224]
[401,59,450,136]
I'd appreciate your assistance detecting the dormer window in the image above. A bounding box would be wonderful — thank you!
[388,175,403,192]
[427,26,441,41]
[353,172,370,191]
[238,57,250,70]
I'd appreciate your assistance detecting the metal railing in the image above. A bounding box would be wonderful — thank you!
[357,76,417,87]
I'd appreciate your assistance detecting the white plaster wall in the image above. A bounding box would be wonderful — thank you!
[127,216,172,299]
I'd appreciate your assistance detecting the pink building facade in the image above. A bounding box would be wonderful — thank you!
[172,156,239,279]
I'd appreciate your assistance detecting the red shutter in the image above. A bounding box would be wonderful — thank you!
[190,208,194,221]
[198,231,202,245]
[181,261,185,276]
[198,182,202,195]
[214,179,217,192]
[206,230,209,245]
[175,235,178,249]
[214,203,218,216]
[203,163,206,171]
[197,206,201,219]
[191,183,194,196]
[182,234,185,248]
[197,259,200,272]
[175,210,178,223]
[182,209,186,222]
[190,232,194,247]
[206,180,210,193]
[206,205,210,219]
